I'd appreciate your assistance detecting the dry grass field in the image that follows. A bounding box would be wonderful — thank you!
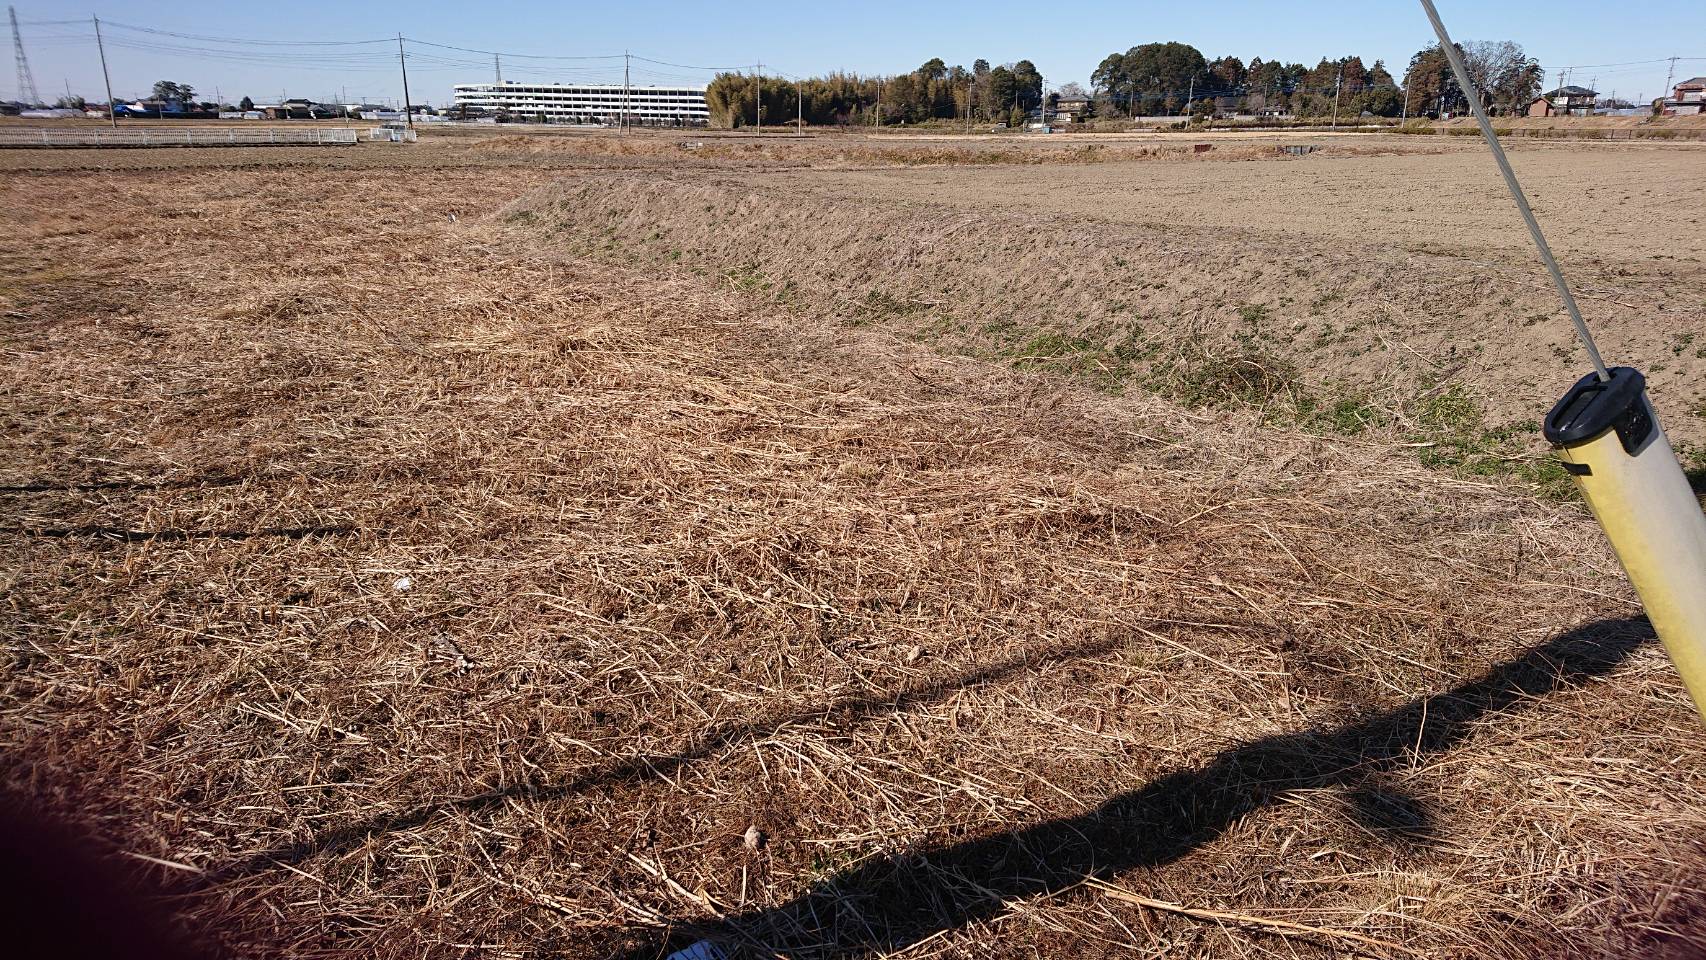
[3,131,1706,959]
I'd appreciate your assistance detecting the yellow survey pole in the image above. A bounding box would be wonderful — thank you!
[1547,370,1706,721]
[1420,0,1706,721]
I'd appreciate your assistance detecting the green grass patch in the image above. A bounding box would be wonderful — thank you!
[1406,387,1575,499]
[723,264,770,293]
[1153,340,1304,409]
[1151,341,1578,499]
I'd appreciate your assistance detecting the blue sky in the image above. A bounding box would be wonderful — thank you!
[11,1,1701,106]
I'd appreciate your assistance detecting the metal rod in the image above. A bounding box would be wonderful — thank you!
[1418,0,1609,381]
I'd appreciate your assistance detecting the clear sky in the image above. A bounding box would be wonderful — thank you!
[10,1,1701,107]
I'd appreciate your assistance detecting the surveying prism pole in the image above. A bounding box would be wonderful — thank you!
[1545,370,1706,720]
[1421,0,1706,722]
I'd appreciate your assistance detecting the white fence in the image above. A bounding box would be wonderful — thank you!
[0,126,362,149]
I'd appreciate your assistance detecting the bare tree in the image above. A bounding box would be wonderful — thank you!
[1459,41,1543,114]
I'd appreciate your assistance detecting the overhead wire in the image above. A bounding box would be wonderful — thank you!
[99,20,393,46]
[1563,56,1705,70]
[401,37,622,61]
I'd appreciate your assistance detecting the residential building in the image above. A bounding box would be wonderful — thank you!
[1524,95,1553,117]
[1661,77,1706,116]
[451,81,709,126]
[1053,95,1091,123]
[1542,85,1597,116]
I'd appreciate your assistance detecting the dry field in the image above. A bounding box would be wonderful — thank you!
[514,134,1706,455]
[3,132,1706,960]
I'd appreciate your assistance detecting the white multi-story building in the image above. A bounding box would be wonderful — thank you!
[451,81,709,125]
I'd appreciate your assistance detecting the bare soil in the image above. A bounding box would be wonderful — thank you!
[775,140,1706,264]
[3,136,1705,960]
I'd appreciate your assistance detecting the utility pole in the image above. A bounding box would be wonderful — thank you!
[1664,55,1680,104]
[1401,80,1410,120]
[494,53,501,86]
[966,77,972,134]
[622,52,631,131]
[1330,64,1343,130]
[753,62,762,131]
[93,15,116,127]
[1184,75,1194,117]
[796,77,802,133]
[396,34,414,131]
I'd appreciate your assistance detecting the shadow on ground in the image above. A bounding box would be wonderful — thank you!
[618,616,1654,959]
[202,624,1165,882]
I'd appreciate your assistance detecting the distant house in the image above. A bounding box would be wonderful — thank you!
[259,99,320,120]
[1053,95,1091,123]
[1661,77,1705,116]
[1524,96,1553,117]
[1542,85,1597,116]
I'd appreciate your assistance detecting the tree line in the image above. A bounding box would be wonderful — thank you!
[1092,40,1544,119]
[706,58,1044,128]
[705,39,1546,128]
[1400,41,1545,118]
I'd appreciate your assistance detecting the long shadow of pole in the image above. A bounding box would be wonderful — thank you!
[625,616,1654,959]
[202,623,1175,884]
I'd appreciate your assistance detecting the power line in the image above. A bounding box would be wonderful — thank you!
[100,19,392,46]
[401,36,622,61]
[631,54,756,71]
[1563,56,1704,70]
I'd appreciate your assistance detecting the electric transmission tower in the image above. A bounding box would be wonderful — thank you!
[10,5,40,106]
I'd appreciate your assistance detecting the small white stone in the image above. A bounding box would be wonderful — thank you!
[393,576,413,592]
[666,942,726,960]
[743,824,764,850]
